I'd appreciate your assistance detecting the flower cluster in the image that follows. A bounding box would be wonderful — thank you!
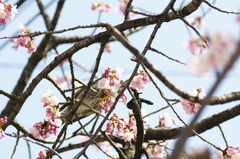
[143,141,167,158]
[221,146,240,159]
[106,113,137,142]
[130,70,151,90]
[13,24,36,53]
[0,116,7,139]
[91,0,111,12]
[180,88,206,115]
[159,113,176,128]
[29,90,62,138]
[97,67,127,112]
[41,90,59,107]
[100,67,124,87]
[187,32,237,76]
[0,1,17,24]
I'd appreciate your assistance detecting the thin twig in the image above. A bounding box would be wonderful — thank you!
[149,47,185,65]
[203,0,240,15]
[10,130,20,159]
[218,125,228,147]
[6,133,63,159]
[0,23,107,40]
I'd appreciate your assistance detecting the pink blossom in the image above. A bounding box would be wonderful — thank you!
[15,34,31,47]
[180,88,206,115]
[0,128,5,139]
[100,96,115,113]
[120,93,127,103]
[106,120,114,134]
[187,32,237,76]
[46,107,60,119]
[53,118,62,127]
[129,114,136,129]
[26,41,37,53]
[100,67,124,87]
[29,122,42,138]
[186,37,207,55]
[104,43,113,53]
[131,76,146,90]
[30,117,61,139]
[13,25,37,53]
[223,146,240,159]
[0,116,7,139]
[98,78,110,89]
[116,118,125,133]
[232,153,240,159]
[91,1,111,12]
[187,16,205,28]
[41,90,59,107]
[0,116,7,124]
[159,113,176,128]
[144,141,167,158]
[227,147,238,156]
[130,70,151,90]
[96,42,113,53]
[53,76,72,89]
[99,3,111,12]
[118,0,129,14]
[38,150,47,159]
[106,114,137,142]
[123,131,134,142]
[0,2,17,24]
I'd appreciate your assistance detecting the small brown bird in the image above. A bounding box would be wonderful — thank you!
[60,84,102,122]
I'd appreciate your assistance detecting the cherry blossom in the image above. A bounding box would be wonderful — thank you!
[187,16,205,28]
[222,146,240,159]
[130,70,151,90]
[106,113,137,142]
[38,150,47,159]
[186,37,208,55]
[13,24,37,53]
[159,113,176,128]
[53,76,72,89]
[123,130,134,142]
[180,88,206,115]
[187,32,237,76]
[30,118,62,139]
[0,116,7,139]
[41,90,59,107]
[29,122,42,138]
[30,91,61,139]
[144,141,167,158]
[97,67,127,113]
[91,1,111,12]
[0,1,17,24]
[101,67,124,86]
[104,43,113,53]
[117,0,129,14]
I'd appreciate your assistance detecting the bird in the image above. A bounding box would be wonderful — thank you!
[60,83,102,123]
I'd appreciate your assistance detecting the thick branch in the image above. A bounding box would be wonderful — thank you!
[145,103,240,140]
